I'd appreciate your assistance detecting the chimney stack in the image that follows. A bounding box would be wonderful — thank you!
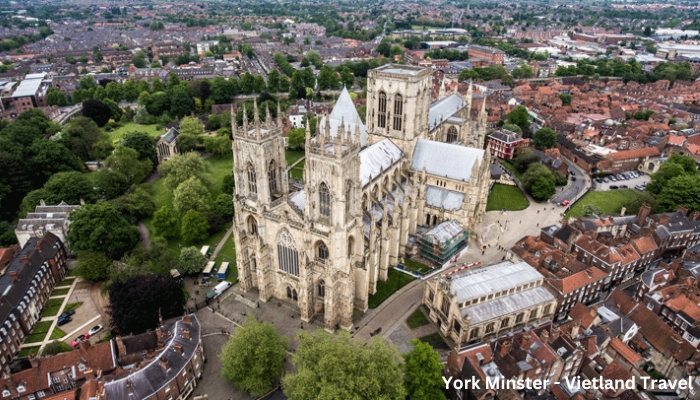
[116,335,126,356]
[84,368,95,380]
[678,205,689,217]
[690,211,700,222]
[174,343,184,355]
[28,354,38,368]
[20,255,29,265]
[182,314,191,325]
[159,357,169,371]
[9,271,18,282]
[540,329,550,342]
[687,361,696,374]
[182,328,190,340]
[499,340,512,357]
[571,322,580,338]
[550,326,561,342]
[521,334,534,350]
[638,203,651,226]
[156,327,164,350]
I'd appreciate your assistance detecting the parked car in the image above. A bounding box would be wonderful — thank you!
[88,325,103,336]
[561,200,570,206]
[602,178,609,183]
[59,310,75,319]
[619,184,629,189]
[57,316,71,326]
[610,185,619,189]
[609,176,617,182]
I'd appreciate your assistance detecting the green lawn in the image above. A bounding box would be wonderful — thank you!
[418,332,450,350]
[105,122,163,146]
[290,159,305,180]
[56,278,75,288]
[407,308,430,329]
[51,288,70,296]
[31,321,53,334]
[411,25,441,30]
[41,298,65,317]
[565,189,636,218]
[486,184,530,211]
[500,160,523,181]
[17,346,40,358]
[49,327,66,340]
[215,235,237,283]
[401,259,431,274]
[23,332,47,344]
[64,302,83,313]
[285,150,305,167]
[368,269,416,309]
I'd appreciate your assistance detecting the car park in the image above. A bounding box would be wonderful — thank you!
[610,185,619,189]
[619,184,629,189]
[88,325,103,336]
[602,177,609,183]
[609,176,616,182]
[57,316,71,326]
[59,310,75,319]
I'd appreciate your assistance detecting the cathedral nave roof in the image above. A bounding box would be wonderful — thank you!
[359,138,403,187]
[429,94,467,131]
[411,139,484,182]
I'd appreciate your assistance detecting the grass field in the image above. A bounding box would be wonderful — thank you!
[32,321,53,334]
[411,25,441,31]
[368,269,416,309]
[407,308,430,329]
[285,150,305,166]
[41,298,65,317]
[215,235,238,283]
[565,189,636,217]
[23,332,47,344]
[49,327,67,340]
[56,278,75,288]
[486,184,530,211]
[401,259,431,275]
[418,332,450,350]
[51,288,70,296]
[105,122,162,145]
[290,159,305,180]
[17,346,40,358]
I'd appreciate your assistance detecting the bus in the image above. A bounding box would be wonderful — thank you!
[200,246,211,258]
[202,261,216,279]
[217,262,229,280]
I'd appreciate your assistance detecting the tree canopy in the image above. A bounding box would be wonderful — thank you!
[173,177,211,216]
[532,128,557,150]
[178,246,207,274]
[67,202,139,259]
[158,152,210,190]
[403,339,447,400]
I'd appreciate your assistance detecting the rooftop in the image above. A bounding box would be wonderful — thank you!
[411,139,484,183]
[449,260,545,303]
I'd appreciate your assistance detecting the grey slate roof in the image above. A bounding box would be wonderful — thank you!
[411,139,484,182]
[425,185,464,211]
[160,127,179,144]
[359,138,403,187]
[104,315,201,400]
[428,94,466,131]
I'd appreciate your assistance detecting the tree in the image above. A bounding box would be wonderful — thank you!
[158,152,210,190]
[507,105,531,137]
[105,81,123,102]
[667,154,697,175]
[622,190,661,215]
[241,73,255,95]
[649,162,686,193]
[153,206,179,238]
[582,204,605,217]
[93,169,130,200]
[67,202,139,259]
[169,84,194,117]
[213,193,234,218]
[522,163,555,201]
[107,274,185,335]
[222,174,235,195]
[267,69,280,92]
[108,186,156,224]
[105,146,153,184]
[558,93,572,106]
[283,330,405,400]
[82,99,112,127]
[61,116,112,161]
[178,245,207,274]
[122,132,157,166]
[286,127,306,150]
[41,171,97,205]
[377,40,391,57]
[181,209,209,243]
[74,251,113,282]
[220,316,288,397]
[531,176,556,201]
[46,88,68,106]
[123,80,140,102]
[502,123,522,134]
[26,139,82,182]
[340,67,354,88]
[152,77,165,93]
[403,340,447,400]
[658,175,700,212]
[253,75,266,93]
[532,128,557,150]
[179,116,203,136]
[173,177,211,215]
[201,136,231,155]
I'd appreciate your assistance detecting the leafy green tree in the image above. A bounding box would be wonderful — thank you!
[82,99,112,127]
[0,221,17,247]
[658,175,700,212]
[46,87,68,106]
[180,209,209,243]
[41,341,73,357]
[167,73,180,88]
[42,171,97,205]
[152,77,165,93]
[122,132,157,166]
[267,69,280,92]
[123,80,140,102]
[220,316,288,397]
[105,146,153,184]
[108,186,156,224]
[201,136,231,155]
[511,64,533,79]
[286,127,305,150]
[210,76,236,103]
[667,154,697,175]
[61,116,112,161]
[502,123,522,134]
[27,139,82,182]
[74,251,113,282]
[241,73,255,95]
[153,206,179,238]
[105,81,123,102]
[213,193,234,218]
[532,128,557,150]
[158,152,210,190]
[177,134,198,153]
[522,163,555,200]
[253,75,266,93]
[403,339,447,400]
[531,176,556,201]
[558,93,572,106]
[376,39,391,57]
[222,174,235,195]
[169,84,194,117]
[283,330,405,400]
[340,67,354,88]
[507,105,531,137]
[582,204,605,217]
[649,162,686,193]
[622,190,661,215]
[178,246,207,274]
[67,202,139,259]
[93,169,130,200]
[179,116,203,136]
[173,177,211,215]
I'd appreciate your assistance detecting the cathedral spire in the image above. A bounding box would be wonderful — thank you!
[253,98,260,124]
[354,117,360,146]
[319,114,326,152]
[336,116,345,157]
[265,103,272,127]
[305,115,311,150]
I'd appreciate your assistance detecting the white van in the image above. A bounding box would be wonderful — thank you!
[206,281,232,299]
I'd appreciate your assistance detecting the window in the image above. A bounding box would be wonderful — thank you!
[393,93,403,131]
[2,390,10,397]
[501,318,510,328]
[453,320,461,333]
[544,304,552,315]
[247,162,257,194]
[247,216,258,235]
[347,236,354,258]
[17,385,25,393]
[441,297,450,314]
[470,328,479,339]
[318,280,325,298]
[485,323,495,333]
[515,313,524,324]
[317,241,329,260]
[319,182,331,217]
[530,309,538,320]
[277,230,299,276]
[268,160,278,195]
[447,126,458,143]
[378,91,387,128]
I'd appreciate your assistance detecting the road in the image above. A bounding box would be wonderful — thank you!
[552,159,590,204]
[353,279,424,340]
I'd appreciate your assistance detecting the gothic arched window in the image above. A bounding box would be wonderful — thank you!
[277,230,299,276]
[378,91,387,128]
[393,93,403,131]
[268,159,278,195]
[345,183,352,215]
[447,126,458,143]
[316,241,329,260]
[318,280,325,298]
[347,236,354,258]
[319,182,331,217]
[247,162,257,194]
[247,216,258,235]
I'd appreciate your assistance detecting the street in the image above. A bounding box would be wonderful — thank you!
[552,159,590,204]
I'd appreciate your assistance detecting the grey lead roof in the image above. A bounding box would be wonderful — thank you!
[319,87,367,147]
[359,138,403,187]
[160,127,179,144]
[428,94,466,131]
[411,139,484,182]
[461,286,555,323]
[450,260,544,303]
[425,186,464,211]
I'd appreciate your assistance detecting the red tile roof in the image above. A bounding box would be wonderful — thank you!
[608,338,642,365]
[607,147,660,161]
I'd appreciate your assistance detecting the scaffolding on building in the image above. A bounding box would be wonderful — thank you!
[418,220,469,264]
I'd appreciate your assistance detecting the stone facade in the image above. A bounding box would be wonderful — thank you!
[231,64,491,331]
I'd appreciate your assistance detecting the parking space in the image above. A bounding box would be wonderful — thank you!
[593,171,650,191]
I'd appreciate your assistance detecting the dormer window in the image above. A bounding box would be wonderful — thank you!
[78,364,86,371]
[17,385,25,393]
[2,389,10,397]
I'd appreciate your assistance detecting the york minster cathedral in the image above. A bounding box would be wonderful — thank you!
[231,64,492,331]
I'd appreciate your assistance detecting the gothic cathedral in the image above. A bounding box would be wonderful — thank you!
[231,64,492,331]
